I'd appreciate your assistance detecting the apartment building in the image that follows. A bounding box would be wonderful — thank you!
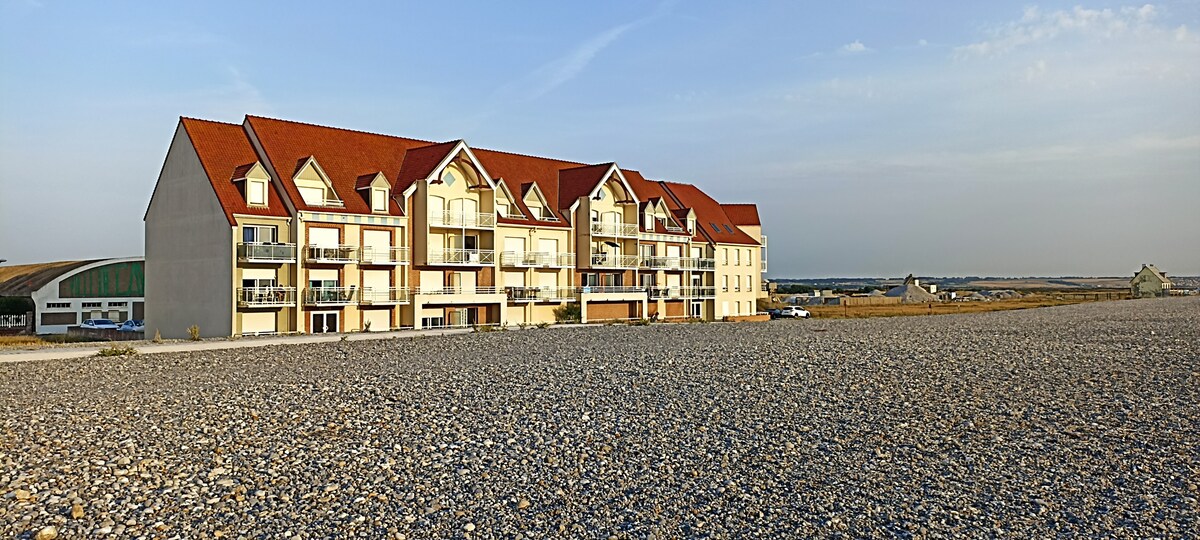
[145,115,765,338]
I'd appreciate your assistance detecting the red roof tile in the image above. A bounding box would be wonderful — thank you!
[180,118,290,225]
[660,181,760,246]
[244,115,425,215]
[721,204,761,226]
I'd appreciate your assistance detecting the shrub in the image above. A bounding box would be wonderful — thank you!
[152,329,162,343]
[473,324,497,333]
[627,318,651,326]
[0,296,33,316]
[535,322,550,329]
[187,325,201,341]
[553,304,581,323]
[96,343,137,357]
[362,320,372,333]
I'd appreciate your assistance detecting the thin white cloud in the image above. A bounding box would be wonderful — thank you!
[840,40,871,54]
[493,1,676,104]
[955,4,1181,58]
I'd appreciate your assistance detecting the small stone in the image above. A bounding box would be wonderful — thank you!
[70,504,85,519]
[464,522,476,532]
[517,498,531,510]
[14,489,32,501]
[34,526,58,540]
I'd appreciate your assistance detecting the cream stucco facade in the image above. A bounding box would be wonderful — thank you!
[145,116,766,336]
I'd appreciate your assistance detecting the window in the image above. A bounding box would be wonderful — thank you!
[371,188,388,213]
[734,250,741,266]
[82,302,101,308]
[107,302,127,307]
[591,209,600,222]
[722,275,729,292]
[746,275,752,291]
[723,248,729,265]
[528,205,542,219]
[243,278,278,289]
[247,180,267,206]
[644,213,654,230]
[298,186,325,206]
[498,202,510,217]
[441,170,458,186]
[46,302,70,309]
[710,223,719,233]
[734,275,741,291]
[243,225,277,244]
[723,224,734,234]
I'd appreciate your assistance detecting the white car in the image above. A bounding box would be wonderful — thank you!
[778,307,811,319]
[81,319,119,330]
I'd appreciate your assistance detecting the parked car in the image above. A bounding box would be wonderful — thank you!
[81,319,119,330]
[118,319,145,332]
[778,306,811,319]
[767,308,781,319]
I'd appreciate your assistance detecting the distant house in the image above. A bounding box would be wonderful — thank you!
[1130,264,1172,298]
[884,274,938,303]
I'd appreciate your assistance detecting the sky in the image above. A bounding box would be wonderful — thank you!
[1,1,1197,278]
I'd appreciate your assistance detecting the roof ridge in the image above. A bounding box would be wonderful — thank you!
[244,114,437,145]
[180,116,241,127]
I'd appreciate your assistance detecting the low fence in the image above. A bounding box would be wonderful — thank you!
[0,312,33,335]
[838,296,903,307]
[67,327,145,341]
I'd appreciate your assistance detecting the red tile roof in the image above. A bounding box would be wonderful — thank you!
[721,204,761,226]
[245,115,424,216]
[180,118,290,225]
[184,115,758,241]
[660,181,760,246]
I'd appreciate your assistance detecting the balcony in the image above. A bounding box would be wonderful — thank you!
[589,253,640,269]
[305,245,358,264]
[505,286,579,303]
[578,286,645,295]
[500,251,575,268]
[430,211,495,229]
[237,287,296,307]
[681,257,716,271]
[303,286,357,306]
[590,221,638,238]
[238,242,297,263]
[639,256,716,271]
[762,259,768,273]
[416,286,500,295]
[360,287,410,305]
[359,246,410,265]
[427,249,496,266]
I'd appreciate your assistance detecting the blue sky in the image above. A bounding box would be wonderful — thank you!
[1,1,1197,277]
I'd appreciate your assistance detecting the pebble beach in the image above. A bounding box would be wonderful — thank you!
[3,297,1197,538]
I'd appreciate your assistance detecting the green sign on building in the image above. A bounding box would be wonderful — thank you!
[59,261,145,298]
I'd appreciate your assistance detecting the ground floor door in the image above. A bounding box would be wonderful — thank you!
[311,312,339,333]
[690,301,702,318]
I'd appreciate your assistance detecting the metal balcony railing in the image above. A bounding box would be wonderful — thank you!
[428,249,496,265]
[504,286,580,302]
[578,286,645,295]
[359,246,410,265]
[589,253,640,268]
[430,211,496,228]
[304,286,357,305]
[590,221,638,237]
[359,287,410,304]
[681,257,716,271]
[237,287,296,307]
[500,251,575,267]
[238,243,297,262]
[416,286,500,295]
[305,245,358,263]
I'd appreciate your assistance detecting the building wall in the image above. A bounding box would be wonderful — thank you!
[234,215,295,335]
[714,242,761,317]
[145,124,233,338]
[30,258,146,334]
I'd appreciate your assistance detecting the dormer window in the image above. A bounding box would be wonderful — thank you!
[247,179,267,206]
[371,188,388,213]
[294,157,343,207]
[356,172,392,214]
[232,162,271,207]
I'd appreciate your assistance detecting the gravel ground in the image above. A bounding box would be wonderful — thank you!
[2,297,1197,539]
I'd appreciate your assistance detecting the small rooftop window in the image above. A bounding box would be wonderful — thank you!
[723,224,734,233]
[710,223,719,233]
